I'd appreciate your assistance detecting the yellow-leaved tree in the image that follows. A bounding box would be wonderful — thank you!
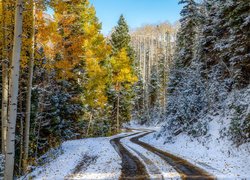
[52,0,111,136]
[110,48,138,133]
[109,15,138,133]
[1,0,15,156]
[82,6,111,136]
[53,0,91,80]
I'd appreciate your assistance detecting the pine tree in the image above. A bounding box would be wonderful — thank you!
[148,65,159,110]
[163,0,206,134]
[175,0,199,68]
[198,0,217,69]
[109,15,137,133]
[110,15,131,54]
[221,0,250,87]
[167,0,200,100]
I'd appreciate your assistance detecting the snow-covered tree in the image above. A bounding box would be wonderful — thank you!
[175,0,200,68]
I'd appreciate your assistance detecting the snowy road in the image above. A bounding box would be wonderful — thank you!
[110,132,150,179]
[114,129,215,180]
[26,129,216,180]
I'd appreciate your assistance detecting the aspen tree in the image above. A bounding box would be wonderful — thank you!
[130,23,175,121]
[52,0,111,136]
[0,0,9,155]
[5,0,24,179]
[110,49,137,132]
[83,24,110,136]
[1,0,14,155]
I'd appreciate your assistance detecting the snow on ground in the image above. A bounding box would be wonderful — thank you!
[24,133,132,180]
[124,120,162,131]
[23,115,250,180]
[120,132,180,179]
[140,117,250,179]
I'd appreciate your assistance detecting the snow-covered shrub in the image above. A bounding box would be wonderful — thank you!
[230,113,250,146]
[188,121,208,137]
[229,87,250,146]
[37,146,63,166]
[162,61,210,137]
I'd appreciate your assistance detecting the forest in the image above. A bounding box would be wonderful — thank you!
[0,0,249,179]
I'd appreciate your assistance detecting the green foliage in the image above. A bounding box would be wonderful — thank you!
[174,0,200,68]
[229,105,250,146]
[110,15,131,54]
[166,0,250,144]
[108,15,137,133]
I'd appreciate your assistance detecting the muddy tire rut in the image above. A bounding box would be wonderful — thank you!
[131,131,216,180]
[110,133,150,180]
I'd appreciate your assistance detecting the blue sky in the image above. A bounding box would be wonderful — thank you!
[47,0,182,35]
[89,0,182,35]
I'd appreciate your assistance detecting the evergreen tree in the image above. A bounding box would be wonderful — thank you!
[175,0,200,68]
[218,0,250,87]
[109,15,137,133]
[133,76,144,122]
[148,65,159,110]
[198,0,217,64]
[110,15,131,54]
[167,0,200,104]
[164,0,207,135]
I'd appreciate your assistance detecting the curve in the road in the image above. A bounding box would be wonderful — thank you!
[131,131,216,180]
[110,133,150,180]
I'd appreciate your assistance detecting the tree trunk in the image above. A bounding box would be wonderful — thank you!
[18,92,23,175]
[86,112,93,136]
[23,0,35,172]
[139,37,142,72]
[163,33,167,114]
[19,117,23,175]
[1,0,8,155]
[1,54,8,156]
[116,83,120,133]
[143,37,146,83]
[5,0,24,179]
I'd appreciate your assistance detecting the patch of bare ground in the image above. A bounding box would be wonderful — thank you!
[65,154,98,179]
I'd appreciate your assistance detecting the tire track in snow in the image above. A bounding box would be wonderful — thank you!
[110,132,150,180]
[126,145,164,179]
[122,131,180,180]
[131,131,216,180]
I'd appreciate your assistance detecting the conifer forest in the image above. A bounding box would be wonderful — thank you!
[0,0,249,179]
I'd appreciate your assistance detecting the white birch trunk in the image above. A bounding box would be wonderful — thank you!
[5,0,23,179]
[1,0,8,155]
[1,58,8,155]
[139,37,142,73]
